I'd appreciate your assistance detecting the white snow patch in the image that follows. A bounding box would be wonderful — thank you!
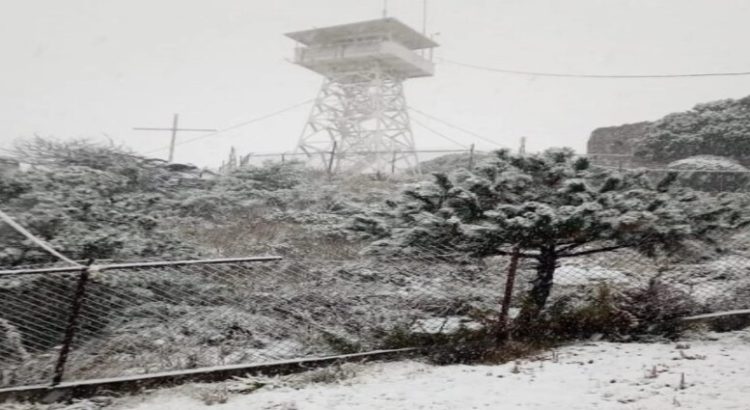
[555,265,634,286]
[411,316,483,334]
[118,330,750,410]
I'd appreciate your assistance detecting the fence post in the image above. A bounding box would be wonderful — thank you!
[327,141,337,180]
[468,144,475,170]
[497,246,520,342]
[51,263,93,386]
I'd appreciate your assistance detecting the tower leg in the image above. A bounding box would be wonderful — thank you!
[295,68,420,175]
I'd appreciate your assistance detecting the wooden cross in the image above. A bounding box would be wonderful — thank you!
[134,114,216,162]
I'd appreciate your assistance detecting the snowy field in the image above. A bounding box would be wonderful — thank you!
[88,329,750,410]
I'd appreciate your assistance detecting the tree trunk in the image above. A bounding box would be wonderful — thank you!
[515,246,558,330]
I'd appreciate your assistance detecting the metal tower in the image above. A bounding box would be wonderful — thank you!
[286,18,438,174]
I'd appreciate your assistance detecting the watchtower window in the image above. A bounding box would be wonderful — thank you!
[330,34,389,46]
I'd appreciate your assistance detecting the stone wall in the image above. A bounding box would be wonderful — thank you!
[587,121,651,155]
[586,121,666,168]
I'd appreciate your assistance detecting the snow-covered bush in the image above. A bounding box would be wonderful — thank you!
[619,279,702,338]
[218,160,307,192]
[667,156,750,192]
[418,152,494,174]
[634,95,750,164]
[359,148,741,329]
[538,284,638,340]
[0,139,209,265]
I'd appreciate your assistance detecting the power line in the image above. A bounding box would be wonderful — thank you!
[134,114,216,162]
[409,106,506,148]
[439,57,750,79]
[143,99,314,155]
[410,116,470,149]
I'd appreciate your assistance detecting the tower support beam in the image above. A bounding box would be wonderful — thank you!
[296,67,420,175]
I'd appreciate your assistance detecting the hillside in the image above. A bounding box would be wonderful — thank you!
[635,95,750,165]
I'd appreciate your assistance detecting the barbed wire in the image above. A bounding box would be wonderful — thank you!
[408,106,507,148]
[143,99,314,155]
[410,116,471,149]
[439,57,750,79]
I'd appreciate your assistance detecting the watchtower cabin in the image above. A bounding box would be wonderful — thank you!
[287,18,439,175]
[287,18,437,80]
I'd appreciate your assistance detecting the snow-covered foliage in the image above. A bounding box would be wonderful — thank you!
[634,95,750,164]
[666,155,750,192]
[0,139,384,265]
[418,152,494,174]
[361,148,745,324]
[2,139,750,394]
[668,156,747,172]
[0,139,200,265]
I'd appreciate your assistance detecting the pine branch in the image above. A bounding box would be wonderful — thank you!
[556,242,585,254]
[558,244,628,258]
[493,249,539,258]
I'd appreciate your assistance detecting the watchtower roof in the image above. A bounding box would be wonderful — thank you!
[286,18,438,50]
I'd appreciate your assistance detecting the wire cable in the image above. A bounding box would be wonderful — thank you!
[410,116,470,149]
[143,99,314,154]
[439,57,750,79]
[409,106,506,148]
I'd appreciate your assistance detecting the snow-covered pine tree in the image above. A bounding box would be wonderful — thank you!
[363,148,741,326]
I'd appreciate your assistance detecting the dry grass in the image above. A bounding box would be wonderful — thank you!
[181,214,364,260]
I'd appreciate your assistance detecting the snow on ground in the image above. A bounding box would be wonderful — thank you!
[555,265,634,286]
[116,329,750,410]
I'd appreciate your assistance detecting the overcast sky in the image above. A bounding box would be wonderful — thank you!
[2,0,750,167]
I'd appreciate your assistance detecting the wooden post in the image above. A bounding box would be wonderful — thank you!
[327,141,337,179]
[165,114,178,163]
[133,114,215,163]
[497,246,520,342]
[391,150,398,175]
[468,144,475,170]
[52,262,93,385]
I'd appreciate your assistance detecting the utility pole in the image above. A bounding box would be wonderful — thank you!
[421,0,428,57]
[134,114,216,162]
[382,0,388,18]
[468,143,475,170]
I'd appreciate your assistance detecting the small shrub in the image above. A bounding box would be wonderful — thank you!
[320,331,362,354]
[195,385,230,406]
[516,284,637,341]
[376,322,549,365]
[293,362,359,385]
[620,279,703,338]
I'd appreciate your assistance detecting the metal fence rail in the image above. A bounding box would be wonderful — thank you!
[0,253,507,389]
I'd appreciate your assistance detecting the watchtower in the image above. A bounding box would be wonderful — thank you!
[286,18,438,174]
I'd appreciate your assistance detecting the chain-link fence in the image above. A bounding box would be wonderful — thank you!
[2,229,750,391]
[0,251,505,389]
